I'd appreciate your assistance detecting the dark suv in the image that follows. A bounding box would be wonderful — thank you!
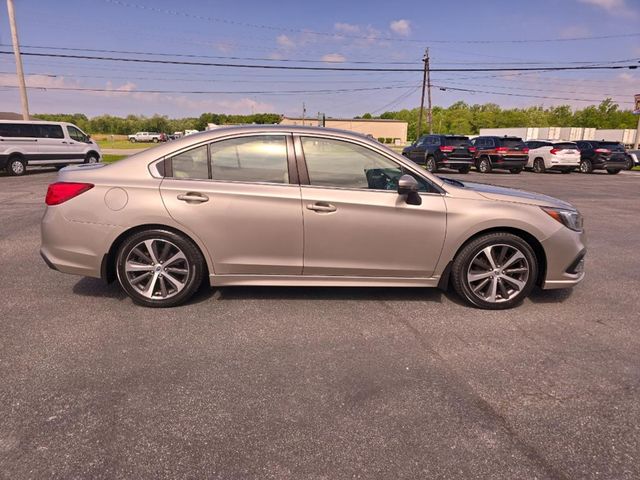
[470,136,529,174]
[402,135,474,173]
[575,141,628,174]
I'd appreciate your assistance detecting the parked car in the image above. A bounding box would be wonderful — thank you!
[0,120,101,176]
[470,136,529,174]
[524,140,580,174]
[41,126,586,310]
[575,141,627,174]
[402,134,474,173]
[128,132,162,143]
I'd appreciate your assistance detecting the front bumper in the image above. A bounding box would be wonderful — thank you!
[541,226,587,289]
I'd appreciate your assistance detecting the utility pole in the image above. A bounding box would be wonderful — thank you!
[7,0,30,120]
[302,102,306,125]
[416,49,428,140]
[426,48,433,134]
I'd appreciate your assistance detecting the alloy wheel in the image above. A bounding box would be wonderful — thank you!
[466,244,530,304]
[123,239,190,300]
[10,160,25,175]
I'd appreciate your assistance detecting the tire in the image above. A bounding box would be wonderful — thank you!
[509,168,522,174]
[561,169,572,174]
[6,155,26,176]
[85,153,99,164]
[116,229,205,308]
[533,158,546,174]
[129,138,136,143]
[579,160,593,174]
[153,138,159,143]
[606,169,621,175]
[625,157,633,170]
[425,156,438,173]
[458,166,471,174]
[478,157,492,174]
[451,232,538,310]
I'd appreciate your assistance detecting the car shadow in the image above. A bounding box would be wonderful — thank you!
[527,287,574,304]
[0,167,58,178]
[72,277,446,305]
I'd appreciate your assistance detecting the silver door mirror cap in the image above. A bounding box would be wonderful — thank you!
[398,174,419,195]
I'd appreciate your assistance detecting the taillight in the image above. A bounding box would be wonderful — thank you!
[440,146,455,152]
[522,147,529,154]
[468,146,477,153]
[45,182,94,206]
[550,148,559,155]
[495,147,509,153]
[594,148,610,154]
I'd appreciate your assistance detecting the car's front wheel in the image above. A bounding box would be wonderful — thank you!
[116,229,205,307]
[579,160,593,173]
[451,232,538,310]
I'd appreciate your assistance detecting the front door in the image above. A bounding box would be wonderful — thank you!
[65,125,90,162]
[297,136,447,277]
[160,134,304,275]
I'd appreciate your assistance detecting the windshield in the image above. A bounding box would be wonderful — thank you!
[499,138,525,148]
[438,176,465,187]
[444,137,470,147]
[599,142,624,151]
[553,142,578,150]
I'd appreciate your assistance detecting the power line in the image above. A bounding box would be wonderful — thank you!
[1,51,638,73]
[102,0,640,45]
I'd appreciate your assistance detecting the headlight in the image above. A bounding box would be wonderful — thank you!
[541,207,583,232]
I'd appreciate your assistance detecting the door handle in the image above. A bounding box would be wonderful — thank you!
[177,192,209,203]
[307,202,337,213]
[61,141,68,144]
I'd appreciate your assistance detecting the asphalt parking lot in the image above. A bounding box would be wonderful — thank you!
[0,167,639,479]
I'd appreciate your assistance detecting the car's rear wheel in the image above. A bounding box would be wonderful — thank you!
[153,138,159,143]
[6,156,26,176]
[533,158,546,173]
[129,138,136,143]
[451,232,538,310]
[579,160,593,173]
[478,157,492,173]
[606,169,621,174]
[116,229,205,307]
[458,165,471,174]
[425,156,438,173]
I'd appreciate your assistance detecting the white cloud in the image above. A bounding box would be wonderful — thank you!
[276,34,295,49]
[334,22,360,34]
[390,19,411,36]
[321,53,346,63]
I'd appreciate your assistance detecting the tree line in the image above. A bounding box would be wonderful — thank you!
[33,98,637,141]
[32,113,282,135]
[368,98,638,140]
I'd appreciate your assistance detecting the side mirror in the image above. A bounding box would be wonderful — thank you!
[397,175,422,205]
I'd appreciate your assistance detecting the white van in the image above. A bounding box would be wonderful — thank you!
[0,120,102,176]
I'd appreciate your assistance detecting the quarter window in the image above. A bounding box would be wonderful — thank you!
[0,123,36,137]
[210,135,289,184]
[301,137,435,192]
[171,145,209,180]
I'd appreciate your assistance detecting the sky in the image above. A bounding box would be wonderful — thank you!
[0,0,638,118]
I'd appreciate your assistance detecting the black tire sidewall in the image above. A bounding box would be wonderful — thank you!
[426,156,436,172]
[451,232,538,310]
[116,229,205,307]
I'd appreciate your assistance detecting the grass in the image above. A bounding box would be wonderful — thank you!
[633,166,640,171]
[96,139,150,150]
[102,154,127,163]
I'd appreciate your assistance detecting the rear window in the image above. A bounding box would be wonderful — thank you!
[498,138,525,148]
[443,136,470,147]
[0,123,37,138]
[599,142,624,151]
[553,142,578,150]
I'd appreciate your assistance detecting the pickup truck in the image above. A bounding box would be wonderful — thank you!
[128,132,162,143]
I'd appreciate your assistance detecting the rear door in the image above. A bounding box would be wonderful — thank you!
[296,135,446,277]
[410,136,427,163]
[160,133,304,275]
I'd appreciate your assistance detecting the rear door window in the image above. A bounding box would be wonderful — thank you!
[0,123,37,137]
[38,124,64,139]
[499,138,525,148]
[599,142,624,151]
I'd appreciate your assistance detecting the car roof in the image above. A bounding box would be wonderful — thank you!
[0,119,75,126]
